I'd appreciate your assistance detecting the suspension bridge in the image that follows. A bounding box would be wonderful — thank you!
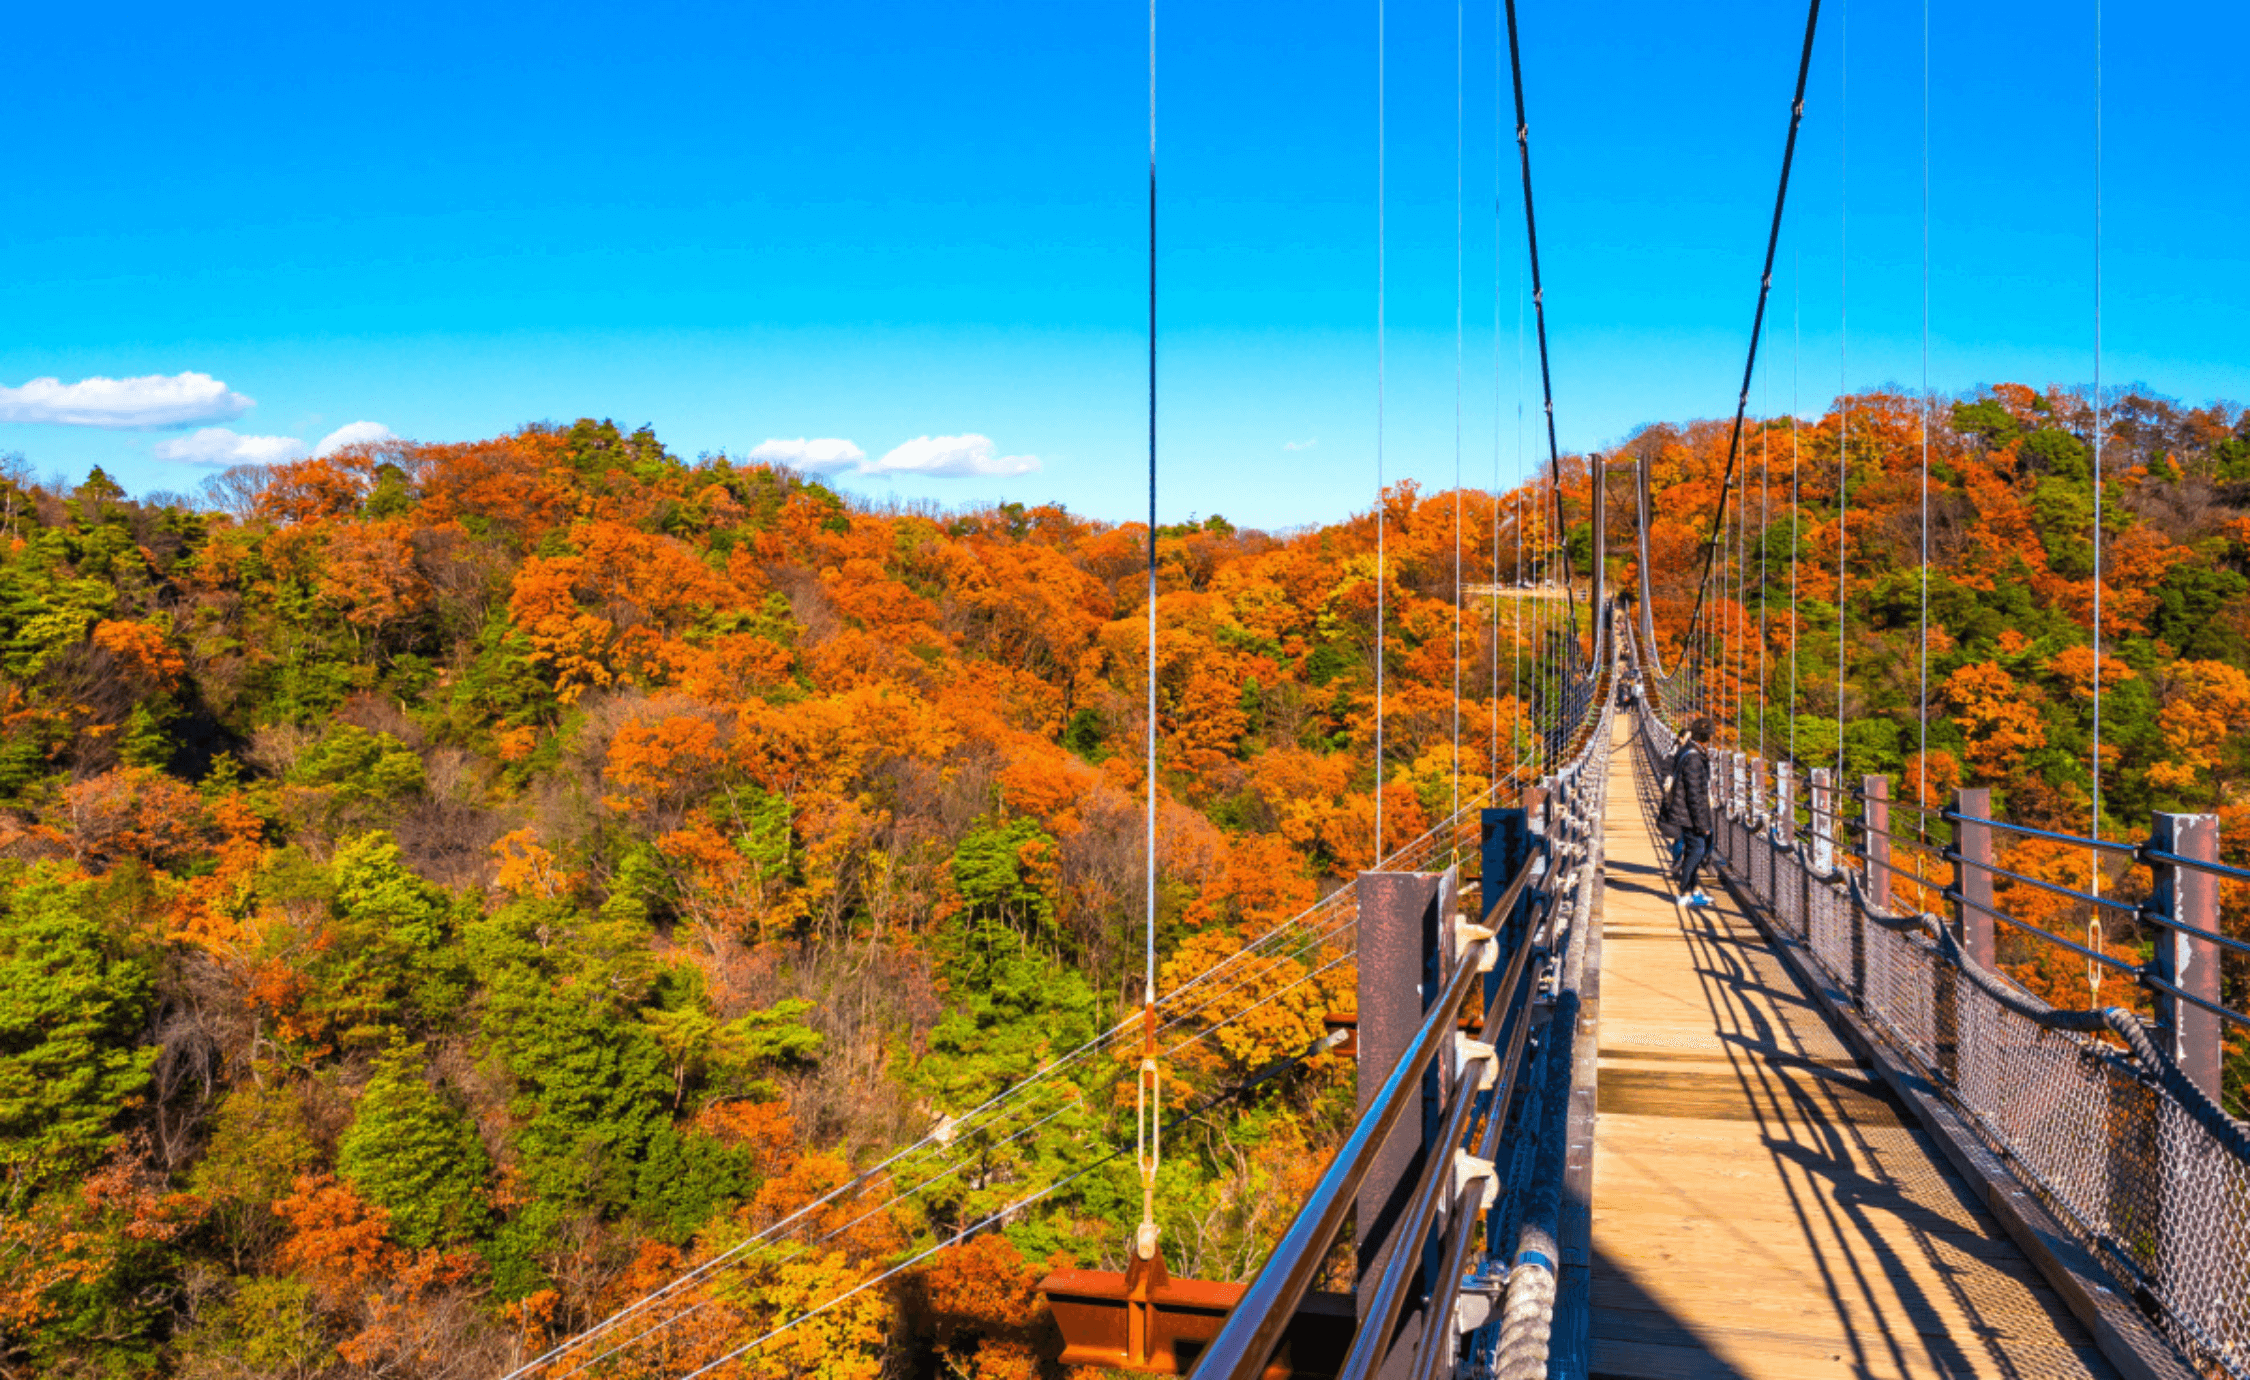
[486,0,2249,1372]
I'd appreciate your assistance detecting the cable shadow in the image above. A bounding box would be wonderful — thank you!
[1588,722,2111,1380]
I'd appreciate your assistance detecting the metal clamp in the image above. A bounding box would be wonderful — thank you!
[1453,917,1497,974]
[1455,1034,1498,1092]
[1453,1265,1507,1334]
[1454,1148,1499,1214]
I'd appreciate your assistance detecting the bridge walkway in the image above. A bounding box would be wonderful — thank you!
[1586,714,2116,1380]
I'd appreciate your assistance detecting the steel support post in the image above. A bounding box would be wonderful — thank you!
[1352,868,1455,1377]
[1950,787,1995,969]
[1591,452,1607,618]
[1809,768,1833,875]
[1863,775,1891,913]
[2147,812,2224,1102]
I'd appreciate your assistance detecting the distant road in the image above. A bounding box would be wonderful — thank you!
[1462,583,1579,601]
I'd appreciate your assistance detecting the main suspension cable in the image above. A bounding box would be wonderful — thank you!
[1501,0,1577,651]
[1676,0,1824,657]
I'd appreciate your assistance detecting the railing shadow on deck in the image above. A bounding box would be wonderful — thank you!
[1592,728,2110,1380]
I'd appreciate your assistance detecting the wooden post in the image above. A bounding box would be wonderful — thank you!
[1863,775,1891,913]
[2148,812,2224,1102]
[1950,788,1995,969]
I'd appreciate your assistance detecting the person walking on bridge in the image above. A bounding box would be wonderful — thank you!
[1658,717,1716,908]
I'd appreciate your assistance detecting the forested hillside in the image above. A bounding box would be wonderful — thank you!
[1629,382,2250,1105]
[1,384,2244,1377]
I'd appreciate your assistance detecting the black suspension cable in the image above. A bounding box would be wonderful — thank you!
[1500,0,1577,651]
[1678,0,1824,654]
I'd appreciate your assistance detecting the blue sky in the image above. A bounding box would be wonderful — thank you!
[6,0,2243,528]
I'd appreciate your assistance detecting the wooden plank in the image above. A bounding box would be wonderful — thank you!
[1591,1307,2113,1380]
[1591,1271,2094,1342]
[1595,1064,1905,1124]
[1585,716,2121,1380]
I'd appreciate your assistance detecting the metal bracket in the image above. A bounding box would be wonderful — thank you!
[1452,1261,1508,1334]
[1454,1148,1499,1214]
[1455,1034,1498,1092]
[1453,917,1497,974]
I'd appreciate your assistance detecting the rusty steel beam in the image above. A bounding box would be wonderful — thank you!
[1040,1246,1352,1377]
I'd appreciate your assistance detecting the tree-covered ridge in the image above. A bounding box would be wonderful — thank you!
[7,380,2245,1377]
[0,420,1553,1378]
[1624,383,2250,1105]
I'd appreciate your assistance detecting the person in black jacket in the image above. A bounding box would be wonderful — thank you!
[1657,717,1716,907]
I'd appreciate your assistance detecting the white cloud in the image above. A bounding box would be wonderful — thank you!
[0,372,253,429]
[748,437,866,475]
[1284,437,1318,451]
[872,434,1039,477]
[152,427,307,466]
[314,421,397,457]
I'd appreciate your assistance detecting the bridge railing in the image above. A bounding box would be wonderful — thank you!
[1625,626,2250,1380]
[1189,639,1615,1380]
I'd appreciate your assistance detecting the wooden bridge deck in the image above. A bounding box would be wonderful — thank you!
[1586,715,2117,1380]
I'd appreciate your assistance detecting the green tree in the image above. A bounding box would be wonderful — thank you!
[336,1045,492,1249]
[288,724,425,810]
[0,868,154,1207]
[190,1080,319,1270]
[301,832,470,1045]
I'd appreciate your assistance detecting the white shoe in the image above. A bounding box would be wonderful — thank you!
[1676,892,1699,908]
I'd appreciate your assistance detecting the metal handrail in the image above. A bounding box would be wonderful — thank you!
[1187,927,1498,1380]
[1933,847,2144,915]
[1940,808,2143,856]
[2140,844,2250,886]
[1193,631,1611,1380]
[1337,895,1552,1380]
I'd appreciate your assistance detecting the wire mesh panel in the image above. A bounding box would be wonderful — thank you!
[1859,918,1940,1069]
[1651,768,2250,1369]
[1806,871,1851,981]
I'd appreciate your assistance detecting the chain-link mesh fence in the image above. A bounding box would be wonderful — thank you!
[1623,627,2250,1380]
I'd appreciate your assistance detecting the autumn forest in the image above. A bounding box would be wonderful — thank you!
[4,383,2247,1378]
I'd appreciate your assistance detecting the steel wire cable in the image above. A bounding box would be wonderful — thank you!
[510,761,1569,1380]
[1374,0,1387,862]
[1918,0,1931,833]
[504,805,1486,1380]
[1452,0,1464,846]
[1790,253,1801,768]
[1677,0,1824,655]
[1835,0,1849,791]
[1501,0,1576,653]
[2088,0,2107,994]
